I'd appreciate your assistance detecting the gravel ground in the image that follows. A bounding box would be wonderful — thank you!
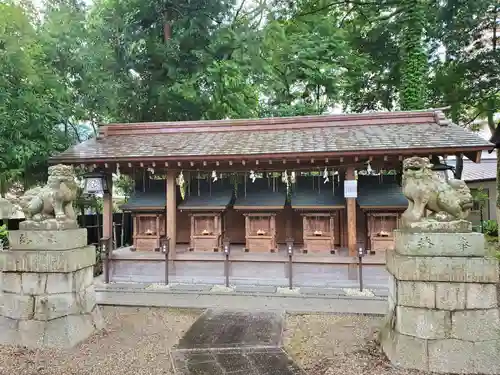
[0,306,201,375]
[284,313,430,375]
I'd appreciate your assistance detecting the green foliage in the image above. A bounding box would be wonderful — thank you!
[482,220,498,237]
[398,0,428,110]
[0,223,8,248]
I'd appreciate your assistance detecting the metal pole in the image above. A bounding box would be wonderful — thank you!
[225,253,229,287]
[286,239,294,289]
[358,246,363,292]
[102,237,110,284]
[223,240,230,287]
[162,237,170,285]
[165,248,169,285]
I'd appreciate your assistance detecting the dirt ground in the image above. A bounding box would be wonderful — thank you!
[284,314,430,375]
[0,307,200,375]
[0,308,458,375]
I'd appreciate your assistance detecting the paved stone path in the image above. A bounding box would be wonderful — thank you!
[95,281,388,314]
[170,309,305,375]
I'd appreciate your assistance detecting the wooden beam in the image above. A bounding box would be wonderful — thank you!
[166,169,177,258]
[103,174,113,241]
[345,166,357,280]
[464,151,481,163]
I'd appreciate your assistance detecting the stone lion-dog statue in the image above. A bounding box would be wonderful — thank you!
[401,156,473,229]
[19,164,78,223]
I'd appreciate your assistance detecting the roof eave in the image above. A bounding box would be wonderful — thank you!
[49,145,492,165]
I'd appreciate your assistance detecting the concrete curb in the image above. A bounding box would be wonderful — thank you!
[95,282,389,315]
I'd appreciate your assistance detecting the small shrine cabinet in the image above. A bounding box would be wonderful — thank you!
[366,212,399,253]
[301,213,336,254]
[189,213,224,252]
[132,213,166,251]
[243,213,277,252]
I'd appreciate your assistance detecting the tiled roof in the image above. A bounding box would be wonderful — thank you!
[120,192,166,211]
[291,189,345,209]
[51,110,492,163]
[357,183,408,209]
[178,191,234,210]
[448,158,497,182]
[233,192,287,209]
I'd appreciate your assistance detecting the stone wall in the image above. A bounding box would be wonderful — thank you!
[381,230,500,374]
[0,228,103,348]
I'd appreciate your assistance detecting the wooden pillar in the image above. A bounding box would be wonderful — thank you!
[166,169,177,257]
[345,167,357,279]
[102,174,113,245]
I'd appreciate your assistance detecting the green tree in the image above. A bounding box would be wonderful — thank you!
[0,2,74,194]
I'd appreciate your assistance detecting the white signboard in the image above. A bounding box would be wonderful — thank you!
[344,180,358,198]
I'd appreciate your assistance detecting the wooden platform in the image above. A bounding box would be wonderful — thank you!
[111,245,386,264]
[108,245,389,287]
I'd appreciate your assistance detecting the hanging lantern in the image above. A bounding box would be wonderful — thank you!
[430,155,454,181]
[290,171,296,184]
[211,170,218,182]
[82,172,109,195]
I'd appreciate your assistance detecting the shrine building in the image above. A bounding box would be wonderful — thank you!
[50,109,493,285]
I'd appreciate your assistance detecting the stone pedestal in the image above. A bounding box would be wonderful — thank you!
[380,230,500,374]
[0,228,104,348]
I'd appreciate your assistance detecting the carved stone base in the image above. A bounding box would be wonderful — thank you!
[19,218,79,231]
[0,228,104,348]
[403,219,471,233]
[381,231,500,374]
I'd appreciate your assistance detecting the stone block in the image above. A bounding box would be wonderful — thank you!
[1,272,22,293]
[90,305,105,330]
[0,293,35,319]
[379,328,428,372]
[428,339,475,374]
[73,266,94,291]
[474,340,500,374]
[466,283,498,309]
[34,293,78,320]
[46,273,73,294]
[396,306,451,339]
[397,281,435,308]
[451,309,500,341]
[19,320,45,347]
[386,251,499,283]
[8,229,88,251]
[395,231,485,257]
[77,285,97,314]
[44,314,96,348]
[0,246,96,273]
[0,315,19,345]
[388,275,397,312]
[435,282,466,310]
[22,273,48,295]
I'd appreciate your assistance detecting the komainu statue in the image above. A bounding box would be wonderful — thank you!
[18,164,78,230]
[401,156,473,231]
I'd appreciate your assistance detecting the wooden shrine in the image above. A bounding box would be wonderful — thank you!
[301,212,336,254]
[366,212,399,253]
[120,188,167,252]
[243,212,277,252]
[188,213,224,252]
[132,213,166,251]
[357,176,407,255]
[233,176,286,253]
[178,174,234,252]
[291,175,344,254]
